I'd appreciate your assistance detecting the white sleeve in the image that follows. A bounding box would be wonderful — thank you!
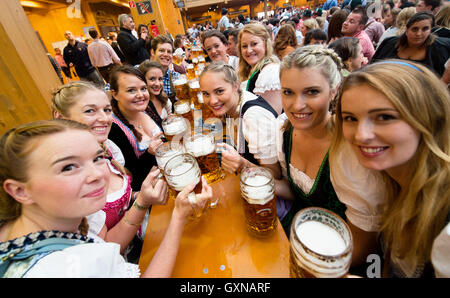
[242,106,278,164]
[86,210,106,238]
[253,63,281,94]
[329,141,389,232]
[105,139,126,166]
[431,222,450,278]
[24,242,141,278]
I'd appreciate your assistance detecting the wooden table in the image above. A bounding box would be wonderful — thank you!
[138,173,290,277]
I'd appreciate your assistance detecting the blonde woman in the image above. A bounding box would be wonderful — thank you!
[332,60,450,277]
[52,81,167,258]
[199,62,280,176]
[238,23,282,116]
[0,119,212,277]
[275,46,347,234]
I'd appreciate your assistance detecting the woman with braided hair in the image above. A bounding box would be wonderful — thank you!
[108,65,164,192]
[51,81,168,258]
[0,119,213,277]
[274,45,347,235]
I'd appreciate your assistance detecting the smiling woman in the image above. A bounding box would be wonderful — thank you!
[331,60,450,277]
[372,11,450,77]
[108,65,162,191]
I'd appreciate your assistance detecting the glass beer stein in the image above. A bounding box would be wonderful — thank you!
[174,100,193,128]
[173,75,191,102]
[184,133,225,184]
[186,64,195,80]
[164,153,206,218]
[155,142,186,200]
[289,207,353,278]
[162,114,188,143]
[240,166,277,238]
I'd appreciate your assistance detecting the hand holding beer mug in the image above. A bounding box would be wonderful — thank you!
[240,166,278,237]
[155,142,186,200]
[164,153,211,218]
[289,207,353,278]
[184,133,225,184]
[138,166,169,206]
[174,175,213,220]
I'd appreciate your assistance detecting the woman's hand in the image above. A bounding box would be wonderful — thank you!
[173,176,213,219]
[216,142,248,174]
[138,166,168,207]
[147,131,165,155]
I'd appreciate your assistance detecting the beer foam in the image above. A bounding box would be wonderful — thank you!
[175,101,191,114]
[163,119,186,135]
[168,162,200,191]
[157,149,183,169]
[173,76,187,85]
[185,136,215,157]
[242,175,274,204]
[189,80,200,89]
[295,221,346,256]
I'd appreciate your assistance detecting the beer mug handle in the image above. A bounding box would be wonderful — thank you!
[188,192,203,218]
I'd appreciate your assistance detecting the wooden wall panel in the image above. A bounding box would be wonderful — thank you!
[0,0,60,134]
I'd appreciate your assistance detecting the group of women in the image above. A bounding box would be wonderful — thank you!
[0,15,449,278]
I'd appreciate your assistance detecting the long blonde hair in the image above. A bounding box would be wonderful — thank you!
[332,60,450,273]
[237,23,279,82]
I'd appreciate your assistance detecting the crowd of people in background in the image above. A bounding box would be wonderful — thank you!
[1,0,449,278]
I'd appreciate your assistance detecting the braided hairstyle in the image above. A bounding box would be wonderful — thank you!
[280,45,344,130]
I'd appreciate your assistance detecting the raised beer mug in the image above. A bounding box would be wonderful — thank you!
[172,75,191,102]
[155,142,186,201]
[184,133,225,185]
[162,114,188,143]
[164,153,207,218]
[289,207,353,278]
[174,100,194,128]
[240,166,277,238]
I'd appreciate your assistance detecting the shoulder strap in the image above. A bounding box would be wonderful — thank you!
[241,95,278,118]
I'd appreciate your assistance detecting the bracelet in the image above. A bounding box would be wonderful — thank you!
[133,198,150,211]
[123,213,141,227]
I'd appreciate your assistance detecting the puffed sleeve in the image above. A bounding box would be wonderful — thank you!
[253,63,281,94]
[24,242,141,278]
[431,222,450,278]
[329,141,389,232]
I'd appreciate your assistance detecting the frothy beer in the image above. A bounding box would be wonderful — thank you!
[240,167,277,238]
[289,207,353,278]
[155,142,185,201]
[174,100,193,127]
[173,75,191,102]
[186,64,195,80]
[189,80,203,109]
[164,154,204,217]
[162,115,187,142]
[184,133,224,184]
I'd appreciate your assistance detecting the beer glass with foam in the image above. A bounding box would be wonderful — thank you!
[162,114,188,143]
[174,100,193,128]
[184,132,225,184]
[289,207,353,278]
[173,75,191,102]
[155,142,186,200]
[186,64,195,80]
[164,153,207,218]
[240,166,277,237]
